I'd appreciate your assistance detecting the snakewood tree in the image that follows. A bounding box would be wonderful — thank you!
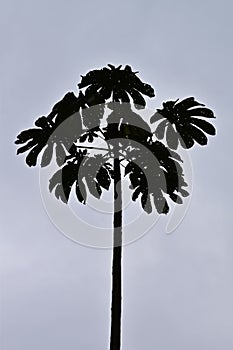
[15,64,216,350]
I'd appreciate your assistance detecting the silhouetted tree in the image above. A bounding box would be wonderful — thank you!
[15,64,216,350]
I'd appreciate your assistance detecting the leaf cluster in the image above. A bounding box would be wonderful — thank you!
[15,64,216,214]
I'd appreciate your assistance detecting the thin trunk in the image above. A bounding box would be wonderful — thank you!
[110,156,122,350]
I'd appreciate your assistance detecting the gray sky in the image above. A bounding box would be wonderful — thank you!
[1,0,233,349]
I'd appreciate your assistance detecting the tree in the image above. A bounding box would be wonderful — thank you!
[15,64,216,350]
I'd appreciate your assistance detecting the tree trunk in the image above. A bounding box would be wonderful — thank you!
[110,156,122,350]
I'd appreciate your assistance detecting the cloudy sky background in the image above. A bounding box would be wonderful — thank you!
[1,0,233,349]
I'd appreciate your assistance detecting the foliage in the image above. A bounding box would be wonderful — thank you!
[15,64,216,214]
[151,97,216,149]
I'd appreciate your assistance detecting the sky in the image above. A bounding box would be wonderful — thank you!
[1,0,233,349]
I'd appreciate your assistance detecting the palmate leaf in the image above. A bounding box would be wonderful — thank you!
[150,97,216,149]
[15,119,52,167]
[48,90,105,130]
[49,162,83,203]
[125,141,188,214]
[49,149,88,203]
[78,64,155,109]
[15,90,106,168]
[149,141,188,197]
[49,149,114,204]
[79,155,113,199]
[15,92,83,167]
[47,92,83,124]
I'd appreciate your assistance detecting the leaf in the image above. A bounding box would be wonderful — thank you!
[85,177,102,198]
[55,184,67,203]
[190,117,216,135]
[96,182,102,196]
[35,116,49,128]
[78,64,155,111]
[140,83,155,98]
[56,143,67,167]
[15,99,82,168]
[108,64,116,70]
[150,111,165,124]
[155,119,167,140]
[15,129,42,144]
[187,124,208,146]
[141,191,152,214]
[98,86,112,101]
[132,187,141,201]
[60,163,79,202]
[170,193,183,204]
[17,140,37,154]
[129,172,141,188]
[127,88,146,109]
[96,166,111,190]
[49,150,89,204]
[154,97,216,149]
[78,69,103,88]
[113,89,130,103]
[76,178,87,204]
[79,133,88,143]
[125,162,134,176]
[175,97,204,112]
[153,192,169,214]
[49,92,81,124]
[49,169,62,192]
[41,142,54,167]
[187,107,215,118]
[130,74,155,97]
[81,104,105,129]
[84,84,100,99]
[180,188,189,197]
[79,155,112,199]
[125,65,133,72]
[88,134,94,142]
[166,123,179,150]
[26,144,47,167]
[176,125,194,149]
[169,150,183,163]
[125,141,188,214]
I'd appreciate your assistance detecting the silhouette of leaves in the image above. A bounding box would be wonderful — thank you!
[150,97,216,149]
[48,90,105,130]
[49,149,114,204]
[79,155,113,199]
[49,149,88,203]
[104,103,152,146]
[47,92,83,124]
[15,64,217,227]
[125,141,188,214]
[78,64,155,109]
[15,93,83,167]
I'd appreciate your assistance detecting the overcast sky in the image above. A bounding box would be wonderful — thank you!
[1,0,233,349]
